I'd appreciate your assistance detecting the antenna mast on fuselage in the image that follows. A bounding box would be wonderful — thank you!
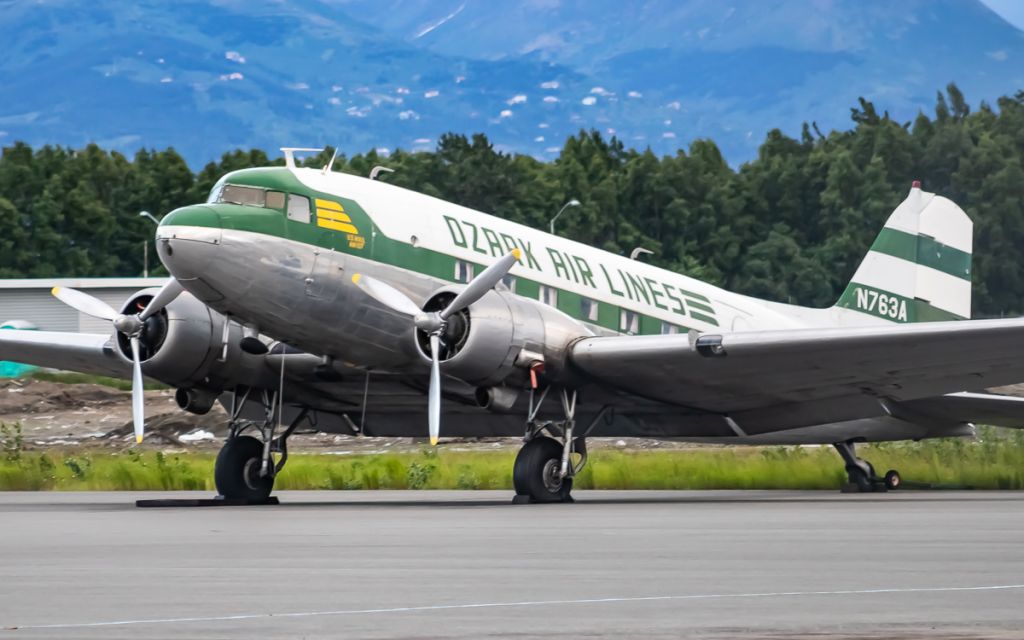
[280,147,325,170]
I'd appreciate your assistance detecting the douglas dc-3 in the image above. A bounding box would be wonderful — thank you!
[5,147,1024,503]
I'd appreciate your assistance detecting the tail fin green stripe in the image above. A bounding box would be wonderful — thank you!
[836,284,967,323]
[871,228,971,280]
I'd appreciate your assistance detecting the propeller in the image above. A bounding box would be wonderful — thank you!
[352,249,521,445]
[51,278,183,443]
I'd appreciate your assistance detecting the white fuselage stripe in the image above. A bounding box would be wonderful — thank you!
[10,583,1024,630]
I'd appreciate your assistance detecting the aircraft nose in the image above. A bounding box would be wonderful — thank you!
[155,205,223,280]
[158,204,223,237]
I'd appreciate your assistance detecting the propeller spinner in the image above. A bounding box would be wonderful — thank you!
[352,249,521,445]
[51,278,183,443]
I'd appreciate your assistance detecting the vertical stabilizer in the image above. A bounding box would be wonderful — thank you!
[834,182,972,323]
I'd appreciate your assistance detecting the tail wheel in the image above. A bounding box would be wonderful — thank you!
[513,437,573,503]
[884,469,902,490]
[215,435,274,501]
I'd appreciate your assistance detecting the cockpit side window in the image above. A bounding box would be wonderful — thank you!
[265,191,285,210]
[219,184,267,207]
[287,195,311,223]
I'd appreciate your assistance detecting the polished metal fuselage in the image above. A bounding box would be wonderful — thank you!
[154,222,971,444]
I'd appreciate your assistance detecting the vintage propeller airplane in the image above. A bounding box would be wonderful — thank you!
[4,147,1024,503]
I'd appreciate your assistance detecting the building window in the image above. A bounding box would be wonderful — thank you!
[455,260,474,283]
[661,321,681,334]
[501,275,517,293]
[539,285,558,307]
[620,309,639,335]
[287,195,311,223]
[580,297,599,321]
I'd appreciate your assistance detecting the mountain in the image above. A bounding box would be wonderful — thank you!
[1,0,1023,167]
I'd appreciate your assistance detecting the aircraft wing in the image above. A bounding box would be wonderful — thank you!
[569,318,1024,434]
[899,392,1024,429]
[0,329,129,378]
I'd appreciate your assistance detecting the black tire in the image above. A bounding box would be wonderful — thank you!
[846,466,874,493]
[512,437,572,503]
[884,469,901,490]
[215,435,274,501]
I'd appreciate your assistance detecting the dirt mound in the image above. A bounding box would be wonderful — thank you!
[104,410,230,445]
[0,379,127,414]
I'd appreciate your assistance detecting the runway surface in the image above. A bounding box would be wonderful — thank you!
[1,490,1023,639]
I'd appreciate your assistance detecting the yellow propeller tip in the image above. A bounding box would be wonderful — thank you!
[351,274,362,284]
[51,287,60,296]
[511,248,522,261]
[430,437,439,446]
[135,435,143,444]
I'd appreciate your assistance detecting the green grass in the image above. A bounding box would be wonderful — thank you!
[2,429,1024,491]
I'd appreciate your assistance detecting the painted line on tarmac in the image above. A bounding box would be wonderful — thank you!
[7,584,1024,631]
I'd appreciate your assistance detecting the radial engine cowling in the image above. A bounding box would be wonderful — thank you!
[113,288,273,395]
[414,287,591,389]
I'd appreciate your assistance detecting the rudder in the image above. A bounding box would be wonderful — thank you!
[834,182,972,323]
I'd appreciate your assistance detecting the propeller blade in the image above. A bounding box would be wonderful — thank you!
[351,274,422,316]
[428,333,441,446]
[129,336,145,444]
[440,249,520,319]
[51,287,118,321]
[139,278,183,321]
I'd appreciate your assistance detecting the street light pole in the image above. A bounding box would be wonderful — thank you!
[138,211,159,278]
[549,199,581,236]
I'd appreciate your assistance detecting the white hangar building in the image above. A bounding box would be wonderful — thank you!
[0,278,169,333]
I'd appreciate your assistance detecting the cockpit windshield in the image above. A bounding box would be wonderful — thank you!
[220,184,268,207]
[210,184,285,209]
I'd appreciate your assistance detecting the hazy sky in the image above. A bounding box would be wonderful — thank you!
[981,0,1024,31]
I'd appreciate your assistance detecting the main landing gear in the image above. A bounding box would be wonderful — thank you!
[512,388,610,504]
[214,386,307,502]
[833,440,901,493]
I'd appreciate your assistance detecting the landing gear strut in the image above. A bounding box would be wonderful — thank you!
[512,388,610,504]
[214,386,307,502]
[833,441,901,493]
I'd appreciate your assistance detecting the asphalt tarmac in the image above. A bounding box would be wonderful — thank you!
[1,490,1023,639]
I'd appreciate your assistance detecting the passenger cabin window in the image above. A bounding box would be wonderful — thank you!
[455,260,474,283]
[661,322,681,334]
[219,184,267,207]
[287,195,311,223]
[620,309,639,335]
[539,285,558,307]
[580,297,599,321]
[501,275,517,293]
[265,191,285,209]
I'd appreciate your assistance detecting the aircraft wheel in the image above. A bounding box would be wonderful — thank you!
[846,466,875,493]
[215,435,274,501]
[513,437,573,503]
[884,469,902,490]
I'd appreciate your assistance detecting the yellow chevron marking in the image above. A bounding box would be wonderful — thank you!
[315,198,344,212]
[316,208,353,223]
[317,218,359,234]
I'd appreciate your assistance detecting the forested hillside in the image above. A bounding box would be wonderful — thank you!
[2,85,1023,317]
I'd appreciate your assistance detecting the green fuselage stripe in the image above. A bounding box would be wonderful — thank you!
[870,227,971,280]
[836,283,966,323]
[165,168,707,336]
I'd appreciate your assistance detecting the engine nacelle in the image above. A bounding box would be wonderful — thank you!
[175,387,219,415]
[113,288,277,394]
[414,287,591,389]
